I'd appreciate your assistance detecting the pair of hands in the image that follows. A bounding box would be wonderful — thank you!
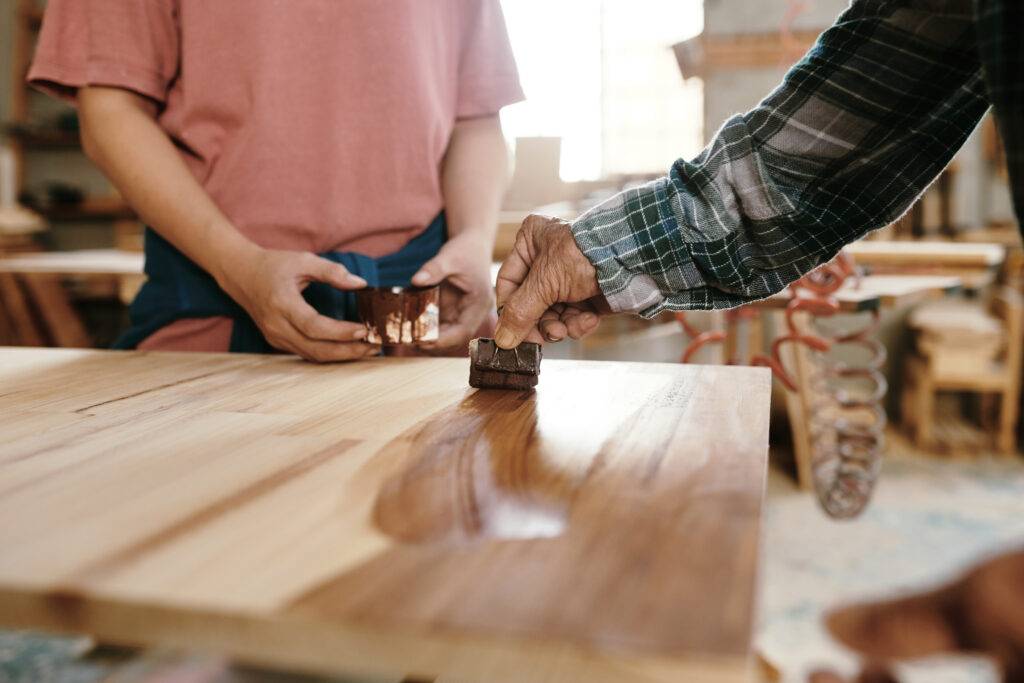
[218,234,494,363]
[220,213,607,362]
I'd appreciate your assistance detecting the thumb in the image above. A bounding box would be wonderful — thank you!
[494,270,553,349]
[306,255,367,290]
[411,254,451,287]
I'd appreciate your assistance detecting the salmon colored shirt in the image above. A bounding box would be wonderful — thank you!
[28,0,523,351]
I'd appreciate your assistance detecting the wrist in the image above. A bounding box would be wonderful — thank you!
[446,228,495,260]
[206,226,264,292]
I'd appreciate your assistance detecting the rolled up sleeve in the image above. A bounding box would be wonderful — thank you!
[573,0,989,316]
[28,0,180,105]
[456,0,525,118]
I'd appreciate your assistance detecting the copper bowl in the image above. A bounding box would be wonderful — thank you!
[356,286,440,346]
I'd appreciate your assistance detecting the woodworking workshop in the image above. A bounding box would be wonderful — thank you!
[1,1,1023,682]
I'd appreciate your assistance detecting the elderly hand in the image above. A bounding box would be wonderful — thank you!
[493,214,609,349]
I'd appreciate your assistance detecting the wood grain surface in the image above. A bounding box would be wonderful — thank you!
[0,348,771,683]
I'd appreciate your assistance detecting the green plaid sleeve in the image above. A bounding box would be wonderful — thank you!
[573,0,990,316]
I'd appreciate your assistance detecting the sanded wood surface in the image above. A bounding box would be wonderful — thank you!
[0,348,771,683]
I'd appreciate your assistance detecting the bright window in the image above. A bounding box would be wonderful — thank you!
[500,0,704,181]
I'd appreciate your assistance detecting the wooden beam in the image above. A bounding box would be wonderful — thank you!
[674,31,820,78]
[0,273,44,346]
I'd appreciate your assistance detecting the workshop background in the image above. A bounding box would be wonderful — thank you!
[1,1,1022,682]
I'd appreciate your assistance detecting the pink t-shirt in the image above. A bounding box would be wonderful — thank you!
[29,0,524,258]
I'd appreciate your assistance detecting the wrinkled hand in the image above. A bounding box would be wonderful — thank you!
[811,549,1024,683]
[218,247,379,363]
[493,214,609,349]
[412,234,494,353]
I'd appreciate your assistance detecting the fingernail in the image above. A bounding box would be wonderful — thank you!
[353,327,367,340]
[412,271,429,285]
[349,275,367,287]
[494,327,516,349]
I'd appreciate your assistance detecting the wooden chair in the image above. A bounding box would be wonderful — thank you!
[902,287,1023,454]
[0,238,93,348]
[0,271,91,347]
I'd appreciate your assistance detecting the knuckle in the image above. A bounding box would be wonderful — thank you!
[502,305,530,328]
[269,294,290,312]
[264,322,285,340]
[523,214,544,231]
[297,311,319,333]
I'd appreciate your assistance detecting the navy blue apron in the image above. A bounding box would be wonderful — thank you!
[115,212,447,353]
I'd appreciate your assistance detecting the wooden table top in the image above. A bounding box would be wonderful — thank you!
[0,348,771,683]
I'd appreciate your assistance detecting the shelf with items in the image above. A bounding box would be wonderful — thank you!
[33,196,135,222]
[7,2,140,239]
[5,123,80,150]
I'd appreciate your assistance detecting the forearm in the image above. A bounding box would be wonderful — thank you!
[440,115,511,251]
[78,86,258,285]
[573,0,989,316]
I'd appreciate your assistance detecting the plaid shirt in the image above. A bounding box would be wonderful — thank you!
[572,0,1020,316]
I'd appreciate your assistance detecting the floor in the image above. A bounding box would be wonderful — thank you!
[3,429,1022,683]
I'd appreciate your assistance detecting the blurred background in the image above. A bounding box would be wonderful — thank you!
[0,1,1022,682]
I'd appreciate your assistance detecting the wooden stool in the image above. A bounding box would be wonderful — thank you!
[902,288,1023,454]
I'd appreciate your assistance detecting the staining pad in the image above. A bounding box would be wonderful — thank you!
[468,338,542,390]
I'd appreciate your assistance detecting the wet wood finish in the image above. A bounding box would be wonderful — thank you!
[0,348,772,683]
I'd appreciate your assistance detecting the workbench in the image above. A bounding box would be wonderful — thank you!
[0,248,145,303]
[0,249,145,347]
[844,240,1005,289]
[755,274,964,312]
[0,348,771,683]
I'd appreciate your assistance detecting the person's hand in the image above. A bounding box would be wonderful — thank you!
[217,247,379,362]
[411,233,494,353]
[493,214,609,349]
[810,549,1024,683]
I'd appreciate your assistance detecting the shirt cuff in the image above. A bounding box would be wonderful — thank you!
[28,58,170,105]
[571,179,700,318]
[456,76,526,119]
